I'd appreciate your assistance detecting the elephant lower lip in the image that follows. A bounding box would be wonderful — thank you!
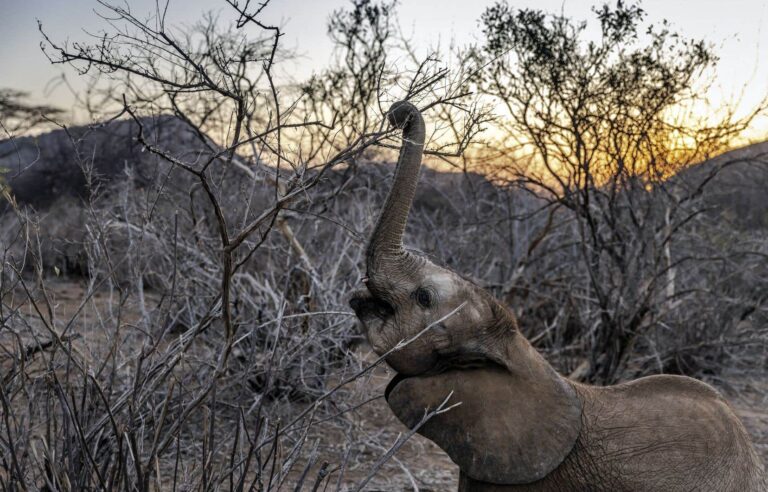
[384,373,409,401]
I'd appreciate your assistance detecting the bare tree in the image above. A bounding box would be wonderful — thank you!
[468,0,768,383]
[0,0,482,489]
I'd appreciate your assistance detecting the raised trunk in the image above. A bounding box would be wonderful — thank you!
[366,102,426,276]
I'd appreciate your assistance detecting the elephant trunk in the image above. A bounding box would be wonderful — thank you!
[366,102,426,283]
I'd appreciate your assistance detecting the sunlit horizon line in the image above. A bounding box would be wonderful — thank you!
[8,81,766,182]
[8,114,765,180]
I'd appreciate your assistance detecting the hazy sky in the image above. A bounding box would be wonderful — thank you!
[2,0,767,130]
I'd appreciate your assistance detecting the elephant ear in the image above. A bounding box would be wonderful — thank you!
[385,365,581,485]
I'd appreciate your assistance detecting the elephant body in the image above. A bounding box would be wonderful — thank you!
[451,373,766,491]
[386,339,766,491]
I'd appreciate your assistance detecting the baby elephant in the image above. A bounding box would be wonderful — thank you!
[351,101,766,490]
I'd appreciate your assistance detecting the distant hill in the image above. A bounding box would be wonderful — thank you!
[0,115,213,211]
[676,141,768,230]
[0,115,497,218]
[0,115,503,278]
[2,116,766,232]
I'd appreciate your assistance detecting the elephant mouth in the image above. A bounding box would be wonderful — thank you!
[349,290,395,321]
[384,358,505,402]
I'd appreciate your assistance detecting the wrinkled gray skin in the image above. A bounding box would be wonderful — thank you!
[350,102,766,490]
[350,101,515,376]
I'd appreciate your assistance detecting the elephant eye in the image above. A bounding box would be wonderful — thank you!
[414,287,433,308]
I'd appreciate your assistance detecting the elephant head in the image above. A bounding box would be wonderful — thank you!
[349,102,519,376]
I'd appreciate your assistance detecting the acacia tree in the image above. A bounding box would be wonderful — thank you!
[0,89,63,137]
[470,1,767,383]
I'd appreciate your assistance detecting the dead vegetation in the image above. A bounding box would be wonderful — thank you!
[1,0,767,490]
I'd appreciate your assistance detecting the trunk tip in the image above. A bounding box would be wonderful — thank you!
[387,101,422,130]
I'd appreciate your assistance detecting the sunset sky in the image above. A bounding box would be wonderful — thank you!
[2,0,767,138]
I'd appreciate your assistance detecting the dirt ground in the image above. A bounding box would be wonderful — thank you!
[3,280,766,491]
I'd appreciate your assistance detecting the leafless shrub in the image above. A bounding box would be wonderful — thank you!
[1,0,482,489]
[2,1,766,489]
